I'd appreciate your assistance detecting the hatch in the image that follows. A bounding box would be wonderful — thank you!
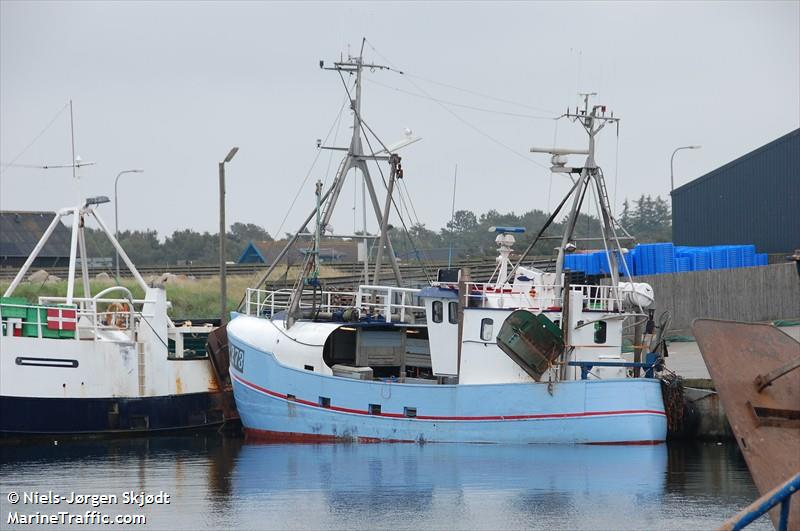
[496,310,565,381]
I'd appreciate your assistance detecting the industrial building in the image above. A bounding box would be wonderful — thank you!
[0,211,71,269]
[672,129,799,254]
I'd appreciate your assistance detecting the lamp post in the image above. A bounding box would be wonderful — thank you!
[114,169,144,281]
[219,147,239,325]
[670,145,702,192]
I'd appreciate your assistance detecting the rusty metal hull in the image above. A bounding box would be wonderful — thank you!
[692,319,800,529]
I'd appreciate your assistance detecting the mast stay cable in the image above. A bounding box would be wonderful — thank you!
[0,102,70,176]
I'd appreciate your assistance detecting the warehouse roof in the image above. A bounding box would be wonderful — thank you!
[0,211,72,258]
[672,128,799,196]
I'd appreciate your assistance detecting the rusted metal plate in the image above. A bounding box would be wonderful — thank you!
[692,319,800,529]
[206,325,232,389]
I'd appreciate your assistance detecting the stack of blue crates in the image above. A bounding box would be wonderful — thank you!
[562,242,768,277]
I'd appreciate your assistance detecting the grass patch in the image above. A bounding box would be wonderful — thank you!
[0,265,348,319]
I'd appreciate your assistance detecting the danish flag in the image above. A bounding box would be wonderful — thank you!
[46,307,77,331]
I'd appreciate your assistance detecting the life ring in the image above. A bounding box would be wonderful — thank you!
[104,302,130,328]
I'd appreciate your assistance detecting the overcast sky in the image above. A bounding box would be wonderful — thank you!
[2,1,798,241]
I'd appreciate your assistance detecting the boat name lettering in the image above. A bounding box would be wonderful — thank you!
[231,345,245,372]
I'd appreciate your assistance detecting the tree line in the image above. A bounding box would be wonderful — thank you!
[83,195,671,266]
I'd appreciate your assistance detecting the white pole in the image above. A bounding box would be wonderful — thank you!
[90,210,149,293]
[65,207,80,304]
[77,223,92,301]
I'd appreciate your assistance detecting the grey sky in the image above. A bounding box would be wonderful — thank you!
[2,1,798,242]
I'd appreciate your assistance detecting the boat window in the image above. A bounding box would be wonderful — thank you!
[304,364,314,371]
[369,404,381,415]
[432,301,443,323]
[480,318,494,341]
[404,407,417,418]
[448,301,458,324]
[319,396,331,408]
[594,321,607,344]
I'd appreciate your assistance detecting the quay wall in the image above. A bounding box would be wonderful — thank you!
[632,263,799,331]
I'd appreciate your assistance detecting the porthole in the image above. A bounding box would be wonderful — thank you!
[448,301,458,324]
[432,301,443,323]
[480,318,494,341]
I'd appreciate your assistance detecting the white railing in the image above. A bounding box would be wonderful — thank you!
[355,285,424,324]
[245,285,424,324]
[457,282,624,312]
[245,287,358,318]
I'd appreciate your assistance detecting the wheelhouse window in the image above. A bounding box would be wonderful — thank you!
[432,301,443,323]
[448,301,459,324]
[594,321,607,344]
[480,318,494,341]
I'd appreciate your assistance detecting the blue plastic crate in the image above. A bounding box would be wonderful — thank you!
[727,246,743,268]
[711,246,728,269]
[742,245,756,267]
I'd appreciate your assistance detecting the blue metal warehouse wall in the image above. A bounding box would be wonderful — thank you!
[672,129,800,254]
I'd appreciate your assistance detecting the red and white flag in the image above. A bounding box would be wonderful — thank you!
[46,307,77,331]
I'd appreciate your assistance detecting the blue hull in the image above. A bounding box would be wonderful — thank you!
[229,333,667,444]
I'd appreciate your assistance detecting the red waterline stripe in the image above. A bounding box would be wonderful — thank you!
[244,428,415,444]
[231,372,666,422]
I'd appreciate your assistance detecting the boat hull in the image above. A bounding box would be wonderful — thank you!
[229,333,667,444]
[0,391,233,437]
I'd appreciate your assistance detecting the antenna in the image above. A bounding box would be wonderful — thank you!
[447,164,458,268]
[528,93,624,292]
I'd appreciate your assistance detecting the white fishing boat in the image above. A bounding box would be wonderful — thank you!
[1,189,236,436]
[227,48,668,444]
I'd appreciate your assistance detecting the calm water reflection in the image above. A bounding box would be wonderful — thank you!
[0,435,770,530]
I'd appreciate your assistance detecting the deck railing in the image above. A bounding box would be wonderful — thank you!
[0,296,154,341]
[245,285,423,324]
[355,285,424,324]
[455,282,624,312]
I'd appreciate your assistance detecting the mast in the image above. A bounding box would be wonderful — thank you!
[282,42,407,328]
[531,93,621,296]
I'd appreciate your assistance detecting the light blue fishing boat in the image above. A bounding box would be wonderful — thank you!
[228,47,668,444]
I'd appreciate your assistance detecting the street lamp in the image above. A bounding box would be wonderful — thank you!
[219,147,239,325]
[670,145,702,192]
[114,169,144,281]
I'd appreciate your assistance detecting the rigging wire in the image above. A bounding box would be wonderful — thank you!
[361,40,551,172]
[364,78,556,120]
[0,102,70,176]
[361,126,433,283]
[613,121,620,214]
[365,38,557,115]
[546,119,560,213]
[270,93,349,242]
[333,73,434,280]
[322,89,349,189]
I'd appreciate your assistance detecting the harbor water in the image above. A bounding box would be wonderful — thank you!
[0,435,771,530]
